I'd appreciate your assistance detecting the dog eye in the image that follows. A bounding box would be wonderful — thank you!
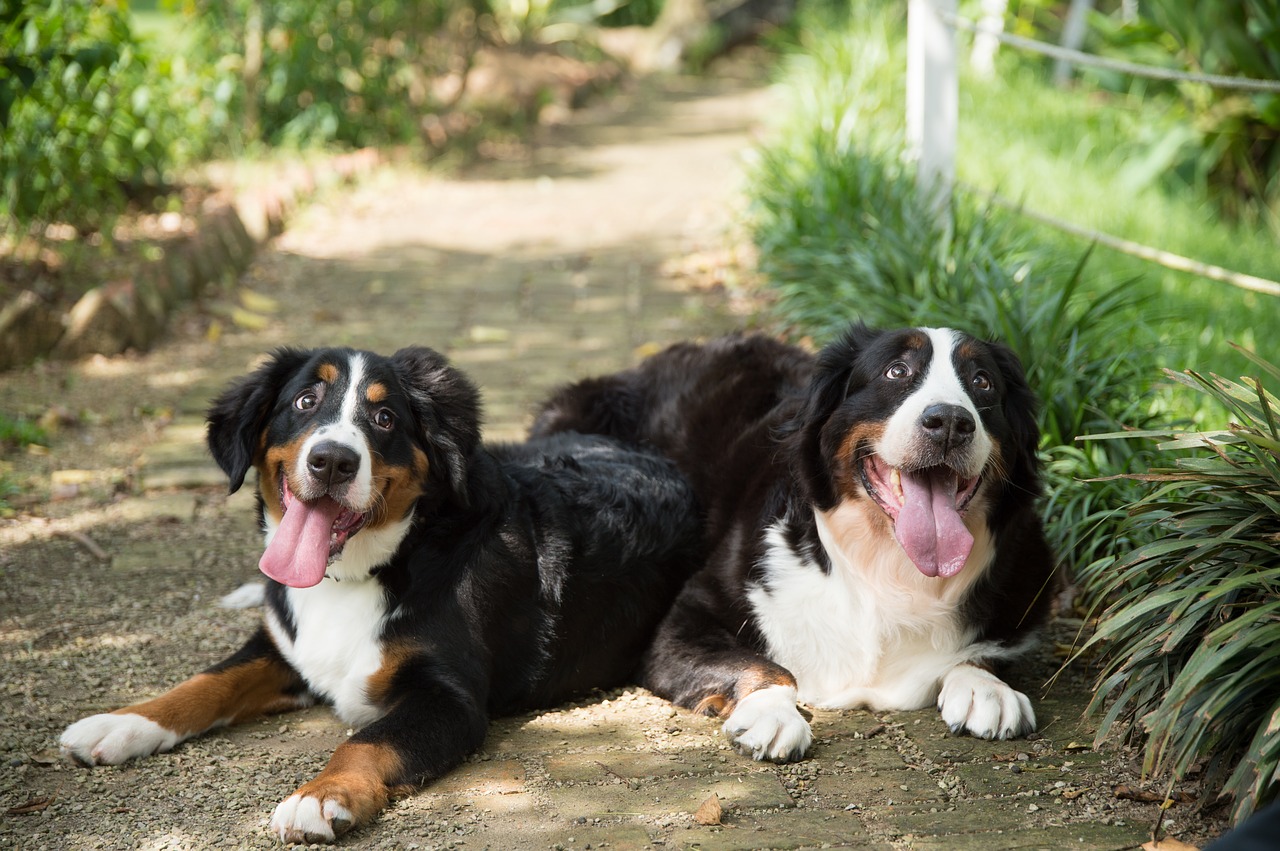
[294,391,319,411]
[972,371,992,392]
[885,362,912,380]
[372,409,395,430]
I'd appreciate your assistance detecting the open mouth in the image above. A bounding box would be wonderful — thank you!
[281,477,368,559]
[858,453,982,579]
[257,474,368,588]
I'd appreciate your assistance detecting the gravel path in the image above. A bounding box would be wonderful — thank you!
[0,68,1222,850]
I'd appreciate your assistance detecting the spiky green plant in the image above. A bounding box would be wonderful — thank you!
[1078,350,1280,823]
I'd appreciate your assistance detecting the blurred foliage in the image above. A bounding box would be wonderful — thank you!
[186,0,486,149]
[0,0,183,236]
[1012,0,1280,231]
[0,413,47,450]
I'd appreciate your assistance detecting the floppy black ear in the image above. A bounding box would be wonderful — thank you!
[390,345,482,506]
[989,341,1043,493]
[206,348,312,494]
[788,323,884,509]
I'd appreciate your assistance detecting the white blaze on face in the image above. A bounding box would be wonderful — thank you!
[294,352,374,508]
[874,327,992,477]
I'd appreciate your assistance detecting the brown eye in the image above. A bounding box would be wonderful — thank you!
[373,409,395,430]
[972,372,992,392]
[886,362,912,380]
[294,391,319,411]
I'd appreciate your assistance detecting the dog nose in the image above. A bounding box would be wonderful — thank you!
[920,404,976,448]
[307,441,360,488]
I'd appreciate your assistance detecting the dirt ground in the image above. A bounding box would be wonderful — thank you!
[0,68,1227,850]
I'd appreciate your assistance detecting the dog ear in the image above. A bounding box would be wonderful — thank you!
[989,341,1042,491]
[788,323,883,509]
[206,348,312,494]
[390,346,482,506]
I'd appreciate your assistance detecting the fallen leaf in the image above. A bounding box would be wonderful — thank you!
[467,325,510,343]
[1114,784,1161,803]
[1064,741,1092,752]
[239,288,279,313]
[694,793,722,826]
[230,307,269,331]
[1113,784,1195,805]
[1142,837,1199,851]
[6,794,55,815]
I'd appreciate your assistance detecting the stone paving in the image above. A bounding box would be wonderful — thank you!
[0,70,1215,849]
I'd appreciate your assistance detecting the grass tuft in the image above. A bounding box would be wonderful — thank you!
[1078,359,1280,822]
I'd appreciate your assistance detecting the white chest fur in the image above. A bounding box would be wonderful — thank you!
[266,578,391,727]
[748,504,996,712]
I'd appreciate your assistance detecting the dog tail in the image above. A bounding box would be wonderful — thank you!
[530,374,647,444]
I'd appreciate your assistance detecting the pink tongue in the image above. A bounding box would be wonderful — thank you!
[259,496,343,588]
[894,468,973,578]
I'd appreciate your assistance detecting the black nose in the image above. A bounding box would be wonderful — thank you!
[307,441,360,488]
[920,403,976,448]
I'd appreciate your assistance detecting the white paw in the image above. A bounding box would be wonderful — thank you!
[270,793,354,845]
[60,713,180,765]
[722,684,812,763]
[937,665,1035,740]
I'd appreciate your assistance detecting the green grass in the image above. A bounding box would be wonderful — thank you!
[956,61,1279,377]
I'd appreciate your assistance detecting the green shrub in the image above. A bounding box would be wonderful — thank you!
[0,414,46,450]
[1,0,180,234]
[187,0,487,150]
[1077,352,1280,823]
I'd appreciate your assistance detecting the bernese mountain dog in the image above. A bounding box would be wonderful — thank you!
[59,345,702,843]
[532,324,1056,762]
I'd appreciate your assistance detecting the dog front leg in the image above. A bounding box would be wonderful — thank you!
[60,628,308,765]
[937,662,1036,740]
[641,605,811,764]
[269,671,489,844]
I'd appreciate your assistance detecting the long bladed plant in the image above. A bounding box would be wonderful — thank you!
[1077,350,1280,823]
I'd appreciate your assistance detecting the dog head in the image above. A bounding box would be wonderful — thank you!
[792,324,1040,579]
[207,346,481,587]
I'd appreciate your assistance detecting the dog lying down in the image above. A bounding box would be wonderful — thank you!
[533,325,1058,761]
[60,345,703,843]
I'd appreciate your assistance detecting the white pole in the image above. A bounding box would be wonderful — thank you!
[1053,0,1094,86]
[970,0,1008,79]
[906,0,957,222]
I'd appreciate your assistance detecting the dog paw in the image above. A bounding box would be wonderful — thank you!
[270,793,355,845]
[59,713,180,766]
[937,664,1035,740]
[723,684,812,763]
